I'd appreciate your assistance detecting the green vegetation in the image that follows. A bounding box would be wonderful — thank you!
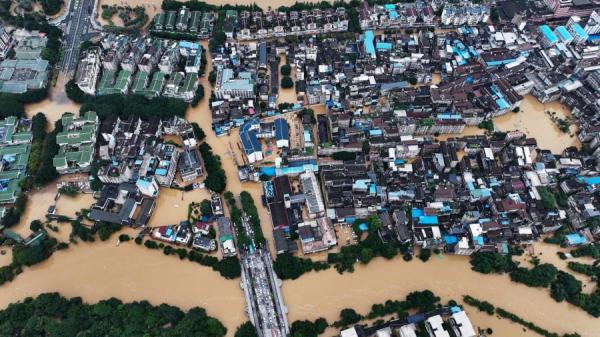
[469,251,514,274]
[281,76,294,89]
[471,250,600,317]
[477,120,494,132]
[290,318,328,337]
[78,94,188,121]
[550,271,582,303]
[334,308,362,328]
[331,151,357,161]
[70,220,122,242]
[463,295,495,315]
[463,295,580,337]
[191,84,205,107]
[537,186,557,210]
[334,290,441,328]
[0,233,59,285]
[191,122,206,141]
[58,185,80,197]
[327,216,408,274]
[509,263,558,288]
[39,0,64,16]
[240,191,266,246]
[140,238,241,279]
[280,64,291,76]
[199,143,227,193]
[273,253,329,280]
[418,248,431,262]
[545,111,572,133]
[0,193,27,229]
[234,321,258,337]
[200,199,213,217]
[0,292,227,336]
[224,191,249,248]
[570,244,600,259]
[101,5,148,31]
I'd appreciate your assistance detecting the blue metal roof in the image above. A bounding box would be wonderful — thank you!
[556,26,572,42]
[240,121,261,155]
[571,23,588,39]
[539,25,558,44]
[364,30,375,57]
[419,215,439,225]
[274,118,289,141]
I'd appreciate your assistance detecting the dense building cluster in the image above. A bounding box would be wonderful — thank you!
[75,34,202,102]
[201,2,600,259]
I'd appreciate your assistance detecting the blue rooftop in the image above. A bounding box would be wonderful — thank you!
[571,23,588,39]
[411,208,424,218]
[274,118,289,141]
[364,30,375,57]
[418,215,439,225]
[556,26,572,42]
[540,25,558,44]
[496,98,510,110]
[582,176,600,185]
[240,121,261,155]
[376,42,393,50]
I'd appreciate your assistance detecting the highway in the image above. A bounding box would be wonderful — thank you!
[60,0,98,73]
[236,208,289,337]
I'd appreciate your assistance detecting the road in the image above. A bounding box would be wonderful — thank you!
[235,207,289,337]
[60,0,98,74]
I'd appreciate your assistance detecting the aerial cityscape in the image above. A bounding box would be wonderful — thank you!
[0,0,599,336]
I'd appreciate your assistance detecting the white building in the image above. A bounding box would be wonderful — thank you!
[75,48,102,95]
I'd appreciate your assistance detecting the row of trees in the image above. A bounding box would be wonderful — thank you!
[334,290,441,328]
[21,114,60,189]
[0,292,228,337]
[239,191,266,247]
[273,252,329,280]
[66,81,190,121]
[462,295,580,337]
[224,191,249,248]
[199,143,227,193]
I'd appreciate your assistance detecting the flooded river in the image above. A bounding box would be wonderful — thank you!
[0,237,246,336]
[283,252,599,337]
[26,76,81,126]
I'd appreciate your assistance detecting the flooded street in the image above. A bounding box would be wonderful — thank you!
[26,76,81,126]
[0,238,246,336]
[149,188,212,226]
[495,96,580,153]
[277,55,298,104]
[283,254,600,337]
[186,41,277,254]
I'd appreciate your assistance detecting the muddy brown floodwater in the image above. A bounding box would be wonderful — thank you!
[283,252,600,337]
[0,236,246,336]
[26,76,82,126]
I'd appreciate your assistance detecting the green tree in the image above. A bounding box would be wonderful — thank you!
[200,199,213,217]
[234,321,258,337]
[280,64,291,76]
[281,76,294,89]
